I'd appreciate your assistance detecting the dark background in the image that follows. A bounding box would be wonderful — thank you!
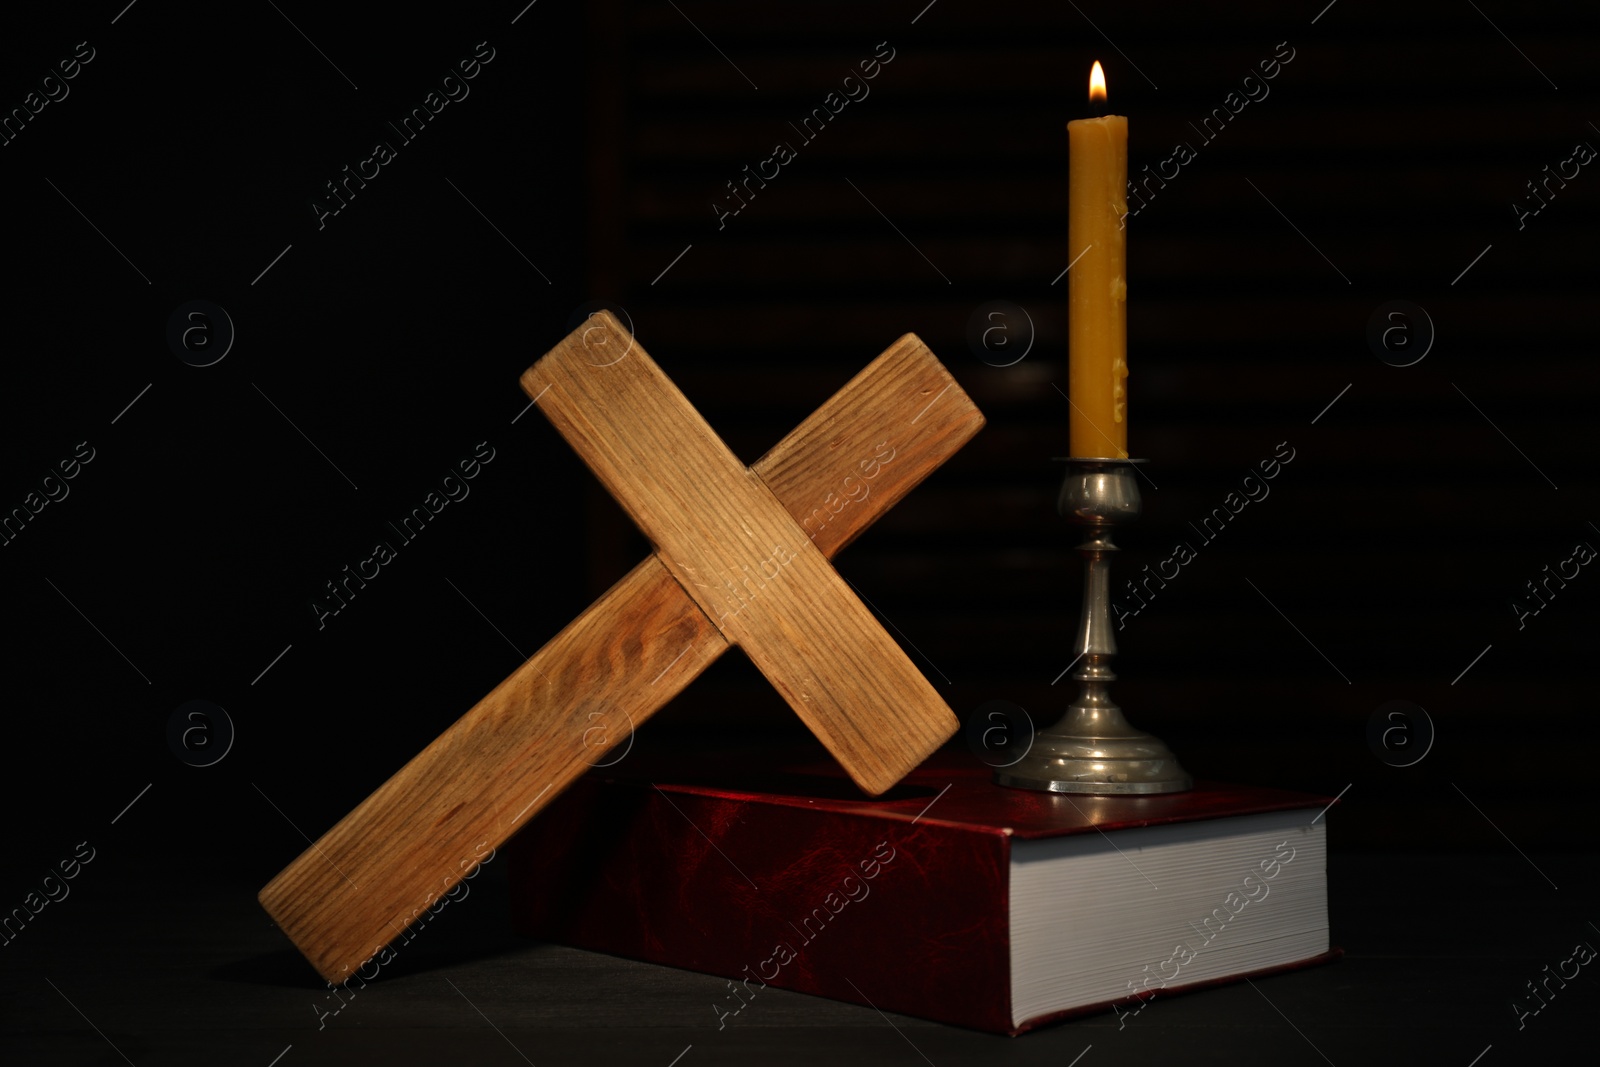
[2,1,1595,1064]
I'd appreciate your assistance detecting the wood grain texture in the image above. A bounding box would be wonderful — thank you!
[260,318,983,983]
[524,313,962,796]
[753,331,984,559]
[259,554,722,984]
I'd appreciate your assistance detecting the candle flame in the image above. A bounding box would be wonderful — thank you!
[1089,61,1107,103]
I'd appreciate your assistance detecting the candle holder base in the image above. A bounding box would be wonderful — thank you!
[995,457,1192,796]
[992,709,1192,794]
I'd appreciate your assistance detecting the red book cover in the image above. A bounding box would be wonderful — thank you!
[508,749,1337,1035]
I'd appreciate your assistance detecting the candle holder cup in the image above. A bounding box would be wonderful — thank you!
[995,457,1192,795]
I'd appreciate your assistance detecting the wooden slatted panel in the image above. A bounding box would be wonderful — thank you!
[575,0,1600,847]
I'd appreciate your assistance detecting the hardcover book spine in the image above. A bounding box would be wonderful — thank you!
[508,777,1016,1033]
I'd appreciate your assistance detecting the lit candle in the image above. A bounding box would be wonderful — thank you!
[1067,61,1129,459]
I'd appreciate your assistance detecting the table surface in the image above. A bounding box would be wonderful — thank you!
[1,850,1591,1066]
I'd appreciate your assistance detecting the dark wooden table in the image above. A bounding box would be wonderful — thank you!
[2,848,1590,1065]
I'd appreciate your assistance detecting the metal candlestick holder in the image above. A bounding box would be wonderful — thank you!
[995,457,1192,794]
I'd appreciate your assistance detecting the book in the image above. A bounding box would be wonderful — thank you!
[507,749,1336,1035]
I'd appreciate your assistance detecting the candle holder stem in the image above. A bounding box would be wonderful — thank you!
[995,458,1191,794]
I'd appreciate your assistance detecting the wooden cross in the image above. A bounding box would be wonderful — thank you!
[259,312,985,983]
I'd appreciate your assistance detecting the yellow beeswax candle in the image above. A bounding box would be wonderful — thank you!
[1067,61,1129,459]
